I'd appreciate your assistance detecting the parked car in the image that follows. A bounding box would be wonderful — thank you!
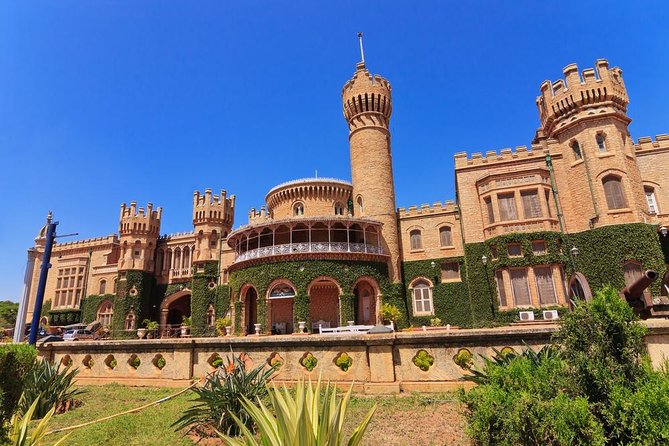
[37,335,64,345]
[63,329,96,341]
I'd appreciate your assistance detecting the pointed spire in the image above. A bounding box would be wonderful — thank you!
[357,32,366,69]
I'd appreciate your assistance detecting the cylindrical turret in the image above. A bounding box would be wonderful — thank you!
[342,61,401,282]
[118,202,162,272]
[192,189,236,264]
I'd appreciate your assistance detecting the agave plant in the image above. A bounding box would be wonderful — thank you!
[173,353,276,436]
[17,360,83,419]
[465,343,561,385]
[219,379,377,446]
[9,398,70,446]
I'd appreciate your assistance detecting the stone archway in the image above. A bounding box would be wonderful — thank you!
[267,280,297,335]
[307,276,341,331]
[160,289,191,335]
[241,286,258,335]
[353,277,380,325]
[568,273,592,303]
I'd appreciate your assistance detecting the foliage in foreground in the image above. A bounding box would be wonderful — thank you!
[219,379,377,446]
[0,345,37,438]
[18,360,82,419]
[460,285,669,446]
[9,398,69,446]
[174,353,276,436]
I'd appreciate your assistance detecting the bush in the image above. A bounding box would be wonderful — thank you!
[17,360,82,419]
[380,303,401,324]
[9,398,70,446]
[0,344,36,436]
[174,354,276,436]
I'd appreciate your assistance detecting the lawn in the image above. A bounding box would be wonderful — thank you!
[42,385,469,446]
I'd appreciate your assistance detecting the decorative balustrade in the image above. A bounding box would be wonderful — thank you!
[235,242,384,263]
[169,268,192,280]
[484,219,560,237]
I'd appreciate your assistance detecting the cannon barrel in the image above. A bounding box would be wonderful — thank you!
[621,270,658,317]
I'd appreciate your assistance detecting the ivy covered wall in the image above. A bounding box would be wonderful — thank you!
[111,271,156,339]
[190,262,230,337]
[80,294,115,324]
[228,259,405,332]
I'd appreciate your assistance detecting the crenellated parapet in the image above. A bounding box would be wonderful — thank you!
[454,145,550,169]
[536,59,629,137]
[635,134,669,154]
[342,62,392,134]
[192,189,235,227]
[398,201,458,218]
[119,202,162,237]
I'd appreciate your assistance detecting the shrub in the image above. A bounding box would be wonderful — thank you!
[129,356,141,369]
[155,356,166,370]
[215,317,231,336]
[9,398,70,446]
[413,350,434,371]
[218,379,376,446]
[429,317,442,327]
[0,344,36,436]
[453,349,473,369]
[380,303,401,324]
[174,354,276,436]
[300,352,318,371]
[335,353,353,372]
[17,360,82,419]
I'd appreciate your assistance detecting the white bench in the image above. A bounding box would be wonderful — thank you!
[318,321,394,334]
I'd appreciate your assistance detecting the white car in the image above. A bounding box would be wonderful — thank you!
[62,329,96,341]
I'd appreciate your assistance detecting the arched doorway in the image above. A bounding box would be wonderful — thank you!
[568,273,592,303]
[353,279,377,325]
[308,277,340,332]
[267,281,296,334]
[160,290,191,336]
[243,287,258,335]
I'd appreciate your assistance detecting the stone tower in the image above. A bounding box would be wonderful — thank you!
[118,202,162,272]
[534,59,647,231]
[192,189,235,265]
[342,61,401,282]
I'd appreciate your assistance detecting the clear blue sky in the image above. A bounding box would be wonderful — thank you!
[1,1,668,302]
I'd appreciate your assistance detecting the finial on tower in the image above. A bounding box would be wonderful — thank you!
[357,32,365,66]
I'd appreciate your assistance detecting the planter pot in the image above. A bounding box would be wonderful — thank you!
[225,326,232,336]
[254,323,262,335]
[146,330,155,339]
[298,321,306,333]
[347,321,355,326]
[181,326,190,337]
[137,328,147,339]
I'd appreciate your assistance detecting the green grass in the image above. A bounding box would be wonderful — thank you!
[37,385,468,446]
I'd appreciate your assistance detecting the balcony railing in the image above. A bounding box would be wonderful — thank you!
[169,267,192,281]
[235,242,384,263]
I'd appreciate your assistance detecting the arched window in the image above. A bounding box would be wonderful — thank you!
[571,141,582,160]
[97,301,114,327]
[99,279,106,294]
[357,196,364,215]
[439,226,453,247]
[411,279,433,316]
[645,186,659,214]
[293,202,304,216]
[602,175,627,210]
[206,305,216,327]
[596,134,607,153]
[124,312,136,330]
[409,230,423,250]
[334,202,345,216]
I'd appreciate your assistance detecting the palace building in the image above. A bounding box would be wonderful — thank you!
[21,57,669,336]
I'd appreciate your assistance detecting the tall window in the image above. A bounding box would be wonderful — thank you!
[596,134,607,153]
[124,312,136,330]
[520,190,542,219]
[206,305,216,327]
[534,266,557,305]
[603,175,627,210]
[293,203,304,216]
[571,141,583,160]
[409,230,423,250]
[97,301,114,327]
[544,190,553,217]
[357,196,364,215]
[439,227,453,247]
[484,197,495,224]
[510,269,531,306]
[645,186,659,214]
[495,271,507,307]
[99,279,106,294]
[334,202,345,216]
[412,279,434,315]
[498,193,518,221]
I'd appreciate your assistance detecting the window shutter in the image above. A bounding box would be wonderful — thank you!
[498,193,518,221]
[484,197,495,223]
[534,266,557,304]
[603,177,627,209]
[510,269,531,305]
[439,227,452,246]
[521,190,542,219]
[495,271,507,307]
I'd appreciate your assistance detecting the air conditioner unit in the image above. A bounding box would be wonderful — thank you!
[519,311,535,321]
[543,310,559,321]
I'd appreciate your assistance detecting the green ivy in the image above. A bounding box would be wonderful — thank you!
[40,300,51,318]
[112,271,156,339]
[80,294,115,324]
[190,262,231,337]
[47,309,82,326]
[228,259,406,331]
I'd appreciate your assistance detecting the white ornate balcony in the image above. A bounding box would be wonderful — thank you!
[235,241,384,263]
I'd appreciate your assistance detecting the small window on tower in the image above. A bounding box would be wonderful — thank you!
[334,202,345,216]
[293,203,304,216]
[571,141,583,160]
[596,134,607,153]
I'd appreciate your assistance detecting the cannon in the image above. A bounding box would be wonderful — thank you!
[620,270,659,319]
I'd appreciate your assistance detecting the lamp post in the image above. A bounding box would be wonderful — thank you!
[659,226,668,238]
[481,255,495,318]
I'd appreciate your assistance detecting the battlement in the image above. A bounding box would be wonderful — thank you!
[398,200,458,218]
[158,231,195,241]
[119,202,162,237]
[248,206,271,225]
[53,234,118,250]
[536,59,629,136]
[342,62,392,123]
[192,189,235,226]
[454,145,549,169]
[635,134,669,153]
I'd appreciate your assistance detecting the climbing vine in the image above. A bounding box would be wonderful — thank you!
[190,262,230,337]
[80,294,115,324]
[111,271,156,339]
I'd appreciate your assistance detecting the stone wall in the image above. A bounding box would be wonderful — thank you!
[38,320,669,393]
